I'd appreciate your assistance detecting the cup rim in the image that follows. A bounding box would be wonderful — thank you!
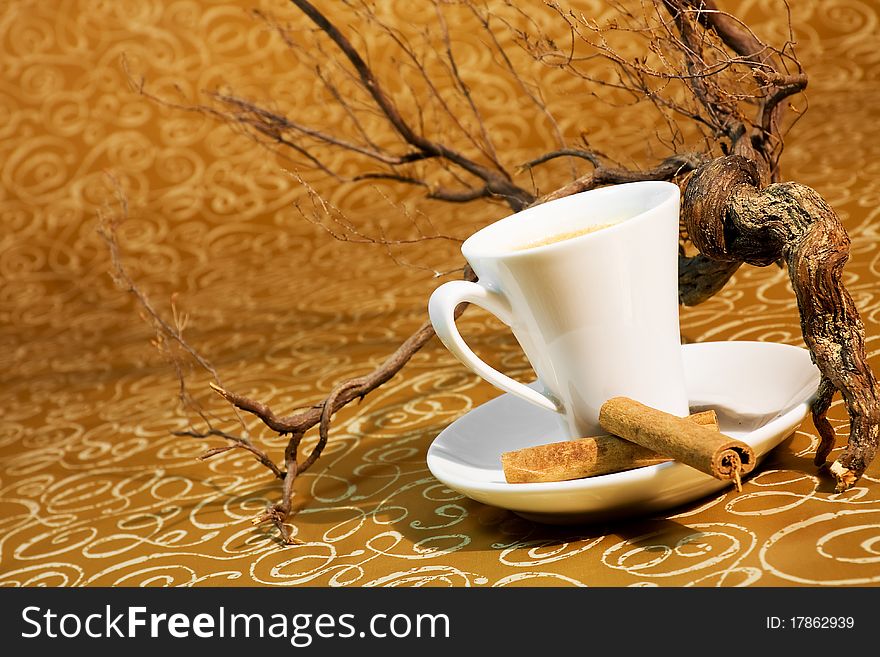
[461,180,680,260]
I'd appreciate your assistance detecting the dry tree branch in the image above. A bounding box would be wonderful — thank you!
[112,0,879,543]
[209,304,471,543]
[467,1,576,179]
[97,185,236,411]
[657,1,877,489]
[355,0,506,172]
[97,180,291,529]
[684,155,880,490]
[535,151,705,203]
[291,172,464,249]
[98,176,470,543]
[288,0,535,211]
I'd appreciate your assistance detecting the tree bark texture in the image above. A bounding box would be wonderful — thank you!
[683,155,880,490]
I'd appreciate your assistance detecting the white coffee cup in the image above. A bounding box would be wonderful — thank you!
[428,181,688,438]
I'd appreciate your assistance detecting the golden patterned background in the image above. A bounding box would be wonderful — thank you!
[2,0,880,587]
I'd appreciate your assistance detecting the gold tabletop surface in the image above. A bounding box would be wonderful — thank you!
[2,0,880,587]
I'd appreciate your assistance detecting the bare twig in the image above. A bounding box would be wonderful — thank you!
[96,178,250,437]
[537,151,706,203]
[288,0,534,211]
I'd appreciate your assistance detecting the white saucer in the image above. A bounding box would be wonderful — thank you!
[426,341,821,524]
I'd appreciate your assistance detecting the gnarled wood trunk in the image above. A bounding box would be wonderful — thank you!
[683,155,879,490]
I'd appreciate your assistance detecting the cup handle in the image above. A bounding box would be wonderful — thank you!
[428,280,561,414]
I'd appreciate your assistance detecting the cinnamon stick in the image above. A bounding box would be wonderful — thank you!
[599,397,755,488]
[501,410,718,484]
